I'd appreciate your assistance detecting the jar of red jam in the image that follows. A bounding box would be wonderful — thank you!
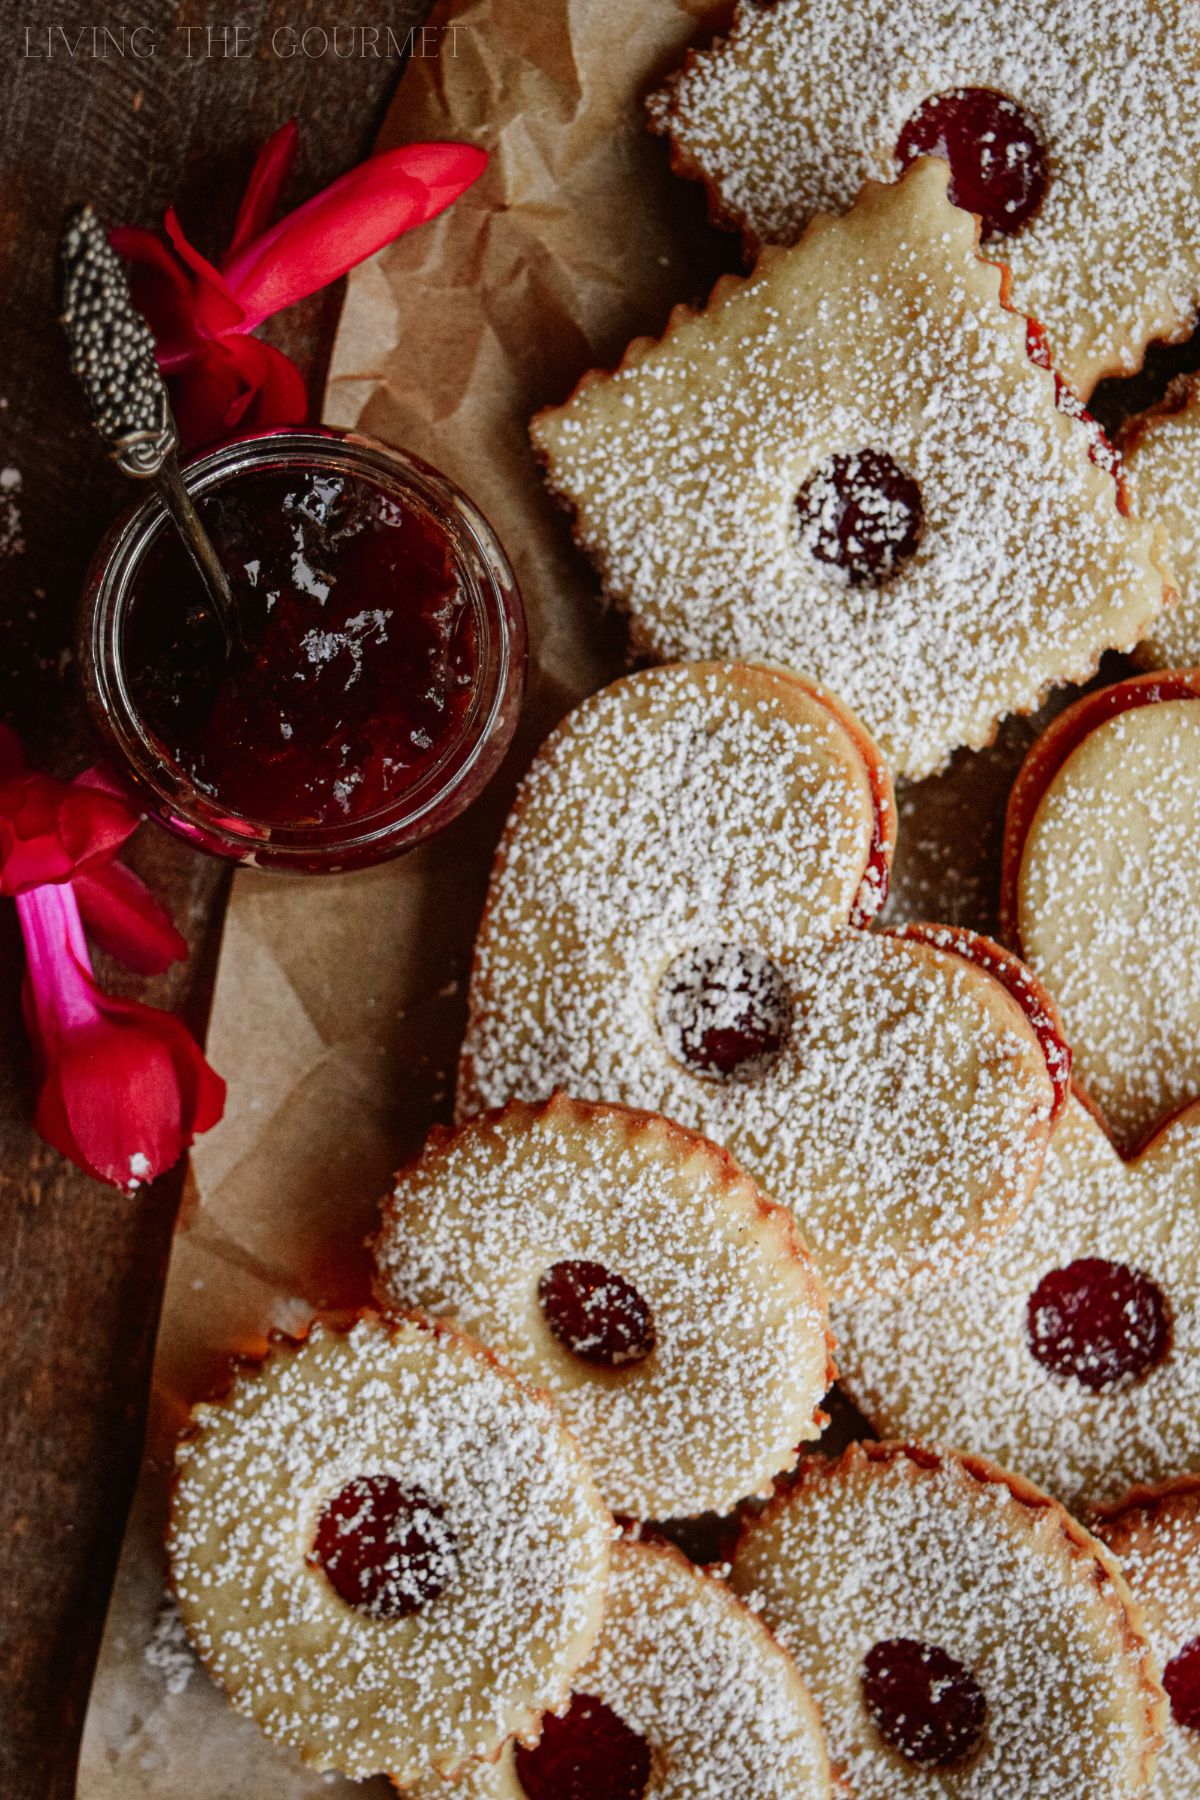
[78,428,526,873]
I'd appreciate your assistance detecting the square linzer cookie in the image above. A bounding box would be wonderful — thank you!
[648,0,1200,397]
[531,161,1169,780]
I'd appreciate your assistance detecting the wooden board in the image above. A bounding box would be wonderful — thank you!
[0,8,427,1791]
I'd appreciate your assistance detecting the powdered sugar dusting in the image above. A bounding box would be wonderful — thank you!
[837,1096,1200,1511]
[167,1315,610,1782]
[1016,698,1200,1151]
[1124,376,1200,667]
[1096,1482,1200,1798]
[733,1444,1161,1798]
[374,1097,832,1519]
[404,1541,833,1798]
[649,0,1200,395]
[459,664,1052,1303]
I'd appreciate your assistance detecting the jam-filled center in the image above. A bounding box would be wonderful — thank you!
[514,1693,651,1800]
[795,450,923,587]
[657,943,792,1080]
[861,1637,987,1768]
[539,1260,657,1368]
[1026,1258,1171,1391]
[311,1474,457,1618]
[1165,1638,1200,1732]
[896,87,1049,237]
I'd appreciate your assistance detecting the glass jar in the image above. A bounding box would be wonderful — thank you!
[78,427,526,873]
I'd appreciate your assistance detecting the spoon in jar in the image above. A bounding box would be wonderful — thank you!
[57,203,239,658]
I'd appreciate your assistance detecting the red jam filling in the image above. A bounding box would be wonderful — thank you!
[514,1694,651,1800]
[539,1260,657,1368]
[123,468,480,826]
[896,87,1048,237]
[1165,1638,1200,1731]
[657,944,792,1080]
[1026,1258,1171,1390]
[1025,319,1128,505]
[637,1508,743,1568]
[861,1637,988,1768]
[796,450,923,587]
[311,1474,457,1618]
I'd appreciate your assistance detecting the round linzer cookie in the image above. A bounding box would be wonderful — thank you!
[459,662,1062,1305]
[168,1314,611,1782]
[1002,671,1200,1154]
[399,1539,833,1800]
[835,1092,1200,1512]
[732,1442,1165,1798]
[374,1095,833,1519]
[531,161,1167,781]
[1123,377,1200,668]
[1095,1480,1200,1798]
[647,0,1200,397]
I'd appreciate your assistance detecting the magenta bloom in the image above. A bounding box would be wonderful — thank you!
[111,120,487,447]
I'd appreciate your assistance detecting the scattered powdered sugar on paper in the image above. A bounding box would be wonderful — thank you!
[460,665,1051,1303]
[0,466,25,558]
[734,1445,1159,1799]
[649,0,1200,394]
[168,1316,609,1783]
[375,1098,830,1518]
[532,164,1164,780]
[144,1594,196,1698]
[836,1096,1200,1511]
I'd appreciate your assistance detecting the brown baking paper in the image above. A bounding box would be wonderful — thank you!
[76,1,1067,1789]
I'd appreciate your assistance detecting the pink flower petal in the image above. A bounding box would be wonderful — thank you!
[0,767,139,895]
[109,226,201,369]
[167,334,307,448]
[221,334,309,431]
[73,861,188,975]
[18,883,223,1191]
[226,118,300,263]
[164,208,247,337]
[222,142,487,327]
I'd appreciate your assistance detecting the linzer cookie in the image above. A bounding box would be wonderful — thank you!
[531,162,1167,780]
[1002,672,1200,1154]
[400,1540,834,1799]
[458,662,1060,1304]
[374,1095,833,1519]
[733,1442,1166,1797]
[168,1314,611,1782]
[1095,1480,1200,1798]
[836,1094,1200,1512]
[1123,378,1200,668]
[648,0,1200,397]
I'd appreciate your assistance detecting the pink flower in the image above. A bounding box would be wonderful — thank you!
[0,727,224,1190]
[111,120,487,447]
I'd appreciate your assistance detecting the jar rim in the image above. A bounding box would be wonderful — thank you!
[78,426,526,870]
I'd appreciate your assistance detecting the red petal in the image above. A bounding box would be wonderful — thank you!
[168,335,307,449]
[73,862,188,974]
[227,119,300,263]
[109,225,201,370]
[168,340,253,450]
[221,335,308,431]
[164,208,246,337]
[0,770,138,894]
[222,142,487,326]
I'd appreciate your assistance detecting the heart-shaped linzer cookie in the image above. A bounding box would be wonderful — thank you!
[458,663,1061,1303]
[838,1091,1200,1512]
[1003,671,1200,1153]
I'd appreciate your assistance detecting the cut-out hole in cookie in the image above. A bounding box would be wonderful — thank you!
[311,1474,457,1618]
[1165,1637,1200,1732]
[514,1692,651,1800]
[656,943,792,1080]
[1026,1257,1171,1391]
[861,1637,987,1768]
[795,449,923,587]
[896,87,1049,237]
[538,1259,657,1369]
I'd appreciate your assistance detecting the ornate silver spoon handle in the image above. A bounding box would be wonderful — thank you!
[57,204,239,657]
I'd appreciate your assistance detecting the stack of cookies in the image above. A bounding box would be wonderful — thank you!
[167,5,1200,1794]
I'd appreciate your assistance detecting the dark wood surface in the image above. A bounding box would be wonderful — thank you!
[0,8,426,1791]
